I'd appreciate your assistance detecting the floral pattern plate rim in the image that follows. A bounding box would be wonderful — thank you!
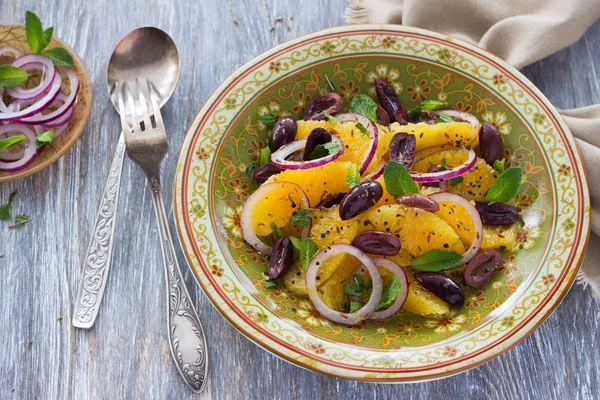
[173,25,590,382]
[0,24,93,183]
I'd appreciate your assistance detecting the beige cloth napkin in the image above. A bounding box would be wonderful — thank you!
[346,0,600,299]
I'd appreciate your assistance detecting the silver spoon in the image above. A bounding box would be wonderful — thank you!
[73,27,180,329]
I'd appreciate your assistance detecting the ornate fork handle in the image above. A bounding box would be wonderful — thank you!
[73,133,126,329]
[148,175,208,393]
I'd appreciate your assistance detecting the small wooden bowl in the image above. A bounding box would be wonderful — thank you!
[0,24,93,183]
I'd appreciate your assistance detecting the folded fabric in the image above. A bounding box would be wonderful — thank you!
[346,0,600,298]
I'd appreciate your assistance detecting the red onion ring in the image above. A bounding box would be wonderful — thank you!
[270,135,344,170]
[18,68,78,124]
[41,93,75,129]
[0,72,62,122]
[335,114,379,175]
[429,192,483,266]
[0,124,41,172]
[363,160,386,181]
[369,258,409,320]
[0,46,21,62]
[410,148,476,183]
[306,244,383,325]
[241,181,310,255]
[7,55,57,100]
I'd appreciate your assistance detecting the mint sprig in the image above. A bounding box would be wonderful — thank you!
[435,114,454,124]
[0,191,17,221]
[355,122,369,136]
[345,164,361,188]
[349,94,377,121]
[35,129,54,147]
[376,276,402,311]
[411,249,462,272]
[484,167,522,203]
[493,159,506,173]
[25,11,75,66]
[258,110,278,128]
[383,160,418,198]
[289,237,318,271]
[290,208,311,228]
[342,274,372,297]
[307,141,339,160]
[43,47,74,67]
[0,135,27,151]
[409,100,447,120]
[322,111,340,124]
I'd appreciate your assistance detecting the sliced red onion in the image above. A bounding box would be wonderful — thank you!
[271,135,343,170]
[7,55,57,100]
[429,192,483,266]
[41,93,75,129]
[0,124,41,172]
[306,244,383,325]
[0,47,21,62]
[18,68,78,124]
[369,258,409,320]
[335,114,379,175]
[0,72,62,122]
[241,182,310,255]
[363,160,386,181]
[410,148,476,183]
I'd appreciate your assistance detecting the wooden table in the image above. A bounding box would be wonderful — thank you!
[1,1,599,399]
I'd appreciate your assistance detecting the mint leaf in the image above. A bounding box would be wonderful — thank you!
[376,276,402,311]
[35,129,54,147]
[289,237,318,271]
[0,191,17,221]
[0,66,30,87]
[450,176,464,186]
[324,74,336,91]
[258,110,278,128]
[350,94,377,121]
[411,249,462,272]
[349,301,363,313]
[441,158,448,170]
[245,161,257,181]
[270,222,284,239]
[420,100,447,111]
[493,159,506,173]
[43,47,74,67]
[25,11,44,53]
[290,208,311,228]
[39,27,54,53]
[485,167,522,203]
[299,238,318,271]
[342,274,372,297]
[263,280,278,289]
[355,122,369,136]
[308,141,339,160]
[435,114,454,124]
[259,145,271,166]
[0,135,26,151]
[14,213,31,228]
[322,111,340,124]
[383,160,419,198]
[345,164,361,188]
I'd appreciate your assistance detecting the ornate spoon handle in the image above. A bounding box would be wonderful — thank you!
[73,133,126,329]
[148,175,208,393]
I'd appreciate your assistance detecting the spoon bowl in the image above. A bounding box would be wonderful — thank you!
[107,27,180,109]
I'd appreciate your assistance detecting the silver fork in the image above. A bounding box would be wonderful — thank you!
[116,79,208,393]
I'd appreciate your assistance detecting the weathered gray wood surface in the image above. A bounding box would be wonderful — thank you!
[0,1,598,399]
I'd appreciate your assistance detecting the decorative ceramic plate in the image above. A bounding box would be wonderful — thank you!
[173,25,590,381]
[0,25,92,183]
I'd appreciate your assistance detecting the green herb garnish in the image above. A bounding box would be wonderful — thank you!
[289,237,318,271]
[435,114,454,124]
[383,160,419,198]
[322,111,340,124]
[258,110,279,128]
[493,159,506,173]
[263,280,278,289]
[484,167,522,203]
[14,213,31,228]
[349,301,363,313]
[409,100,448,120]
[0,66,30,88]
[270,222,285,239]
[245,161,257,181]
[411,249,462,272]
[259,145,271,166]
[342,274,372,297]
[349,94,377,121]
[345,164,361,188]
[0,191,17,221]
[290,208,312,228]
[355,122,369,136]
[35,129,54,147]
[376,276,402,311]
[25,11,74,66]
[42,47,74,67]
[0,135,27,151]
[307,141,339,160]
[450,176,464,186]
